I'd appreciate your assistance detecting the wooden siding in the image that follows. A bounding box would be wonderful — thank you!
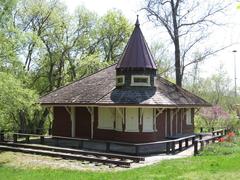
[52,107,71,137]
[52,106,195,143]
[75,107,91,139]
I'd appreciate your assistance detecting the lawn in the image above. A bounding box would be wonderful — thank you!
[1,136,240,180]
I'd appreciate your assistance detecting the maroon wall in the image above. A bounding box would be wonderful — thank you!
[52,106,195,142]
[93,108,167,143]
[182,108,194,134]
[52,107,71,137]
[156,110,166,140]
[75,107,91,139]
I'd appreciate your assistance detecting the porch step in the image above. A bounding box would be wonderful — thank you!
[0,142,144,167]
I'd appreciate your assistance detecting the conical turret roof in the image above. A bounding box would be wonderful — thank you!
[116,16,157,70]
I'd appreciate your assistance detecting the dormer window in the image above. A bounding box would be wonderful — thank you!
[131,75,150,86]
[116,75,125,86]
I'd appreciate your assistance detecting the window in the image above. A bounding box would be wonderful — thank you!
[125,108,139,132]
[186,109,192,125]
[98,108,115,129]
[115,108,124,131]
[131,75,150,86]
[116,75,125,86]
[142,108,154,132]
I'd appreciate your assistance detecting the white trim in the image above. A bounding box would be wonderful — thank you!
[186,109,192,125]
[116,75,125,86]
[131,75,150,86]
[115,108,124,131]
[87,107,94,139]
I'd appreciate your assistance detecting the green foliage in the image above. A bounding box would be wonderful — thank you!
[200,136,240,156]
[76,54,113,79]
[195,112,240,133]
[97,10,133,62]
[0,72,39,131]
[0,0,133,132]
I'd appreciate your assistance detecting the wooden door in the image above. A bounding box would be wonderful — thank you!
[75,107,91,139]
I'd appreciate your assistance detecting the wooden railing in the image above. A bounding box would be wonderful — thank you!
[1,128,228,156]
[194,135,223,155]
[194,128,227,155]
[0,131,200,155]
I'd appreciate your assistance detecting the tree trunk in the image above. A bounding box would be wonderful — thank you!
[171,0,182,87]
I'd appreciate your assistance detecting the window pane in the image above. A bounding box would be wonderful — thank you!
[186,109,192,125]
[134,77,148,83]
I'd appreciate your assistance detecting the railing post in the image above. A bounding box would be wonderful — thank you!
[25,136,30,143]
[206,140,209,145]
[194,140,198,156]
[200,141,204,151]
[192,136,195,145]
[171,141,176,154]
[40,136,45,144]
[185,138,189,148]
[179,140,182,151]
[200,127,203,133]
[224,129,227,135]
[166,142,170,154]
[0,132,4,142]
[13,134,17,143]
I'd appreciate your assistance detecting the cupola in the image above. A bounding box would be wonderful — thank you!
[116,16,157,88]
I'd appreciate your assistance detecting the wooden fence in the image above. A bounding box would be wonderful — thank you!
[194,129,226,155]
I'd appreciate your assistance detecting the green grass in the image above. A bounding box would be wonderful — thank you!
[1,137,240,180]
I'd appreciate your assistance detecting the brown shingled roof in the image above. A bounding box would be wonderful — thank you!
[40,64,210,107]
[116,17,157,70]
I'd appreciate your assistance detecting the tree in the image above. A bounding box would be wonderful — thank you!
[142,0,231,87]
[0,72,39,132]
[150,41,173,79]
[97,10,132,62]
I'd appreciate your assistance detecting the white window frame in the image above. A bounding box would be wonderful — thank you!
[125,108,139,132]
[186,109,192,125]
[116,75,125,86]
[98,107,115,130]
[131,75,150,86]
[142,108,154,132]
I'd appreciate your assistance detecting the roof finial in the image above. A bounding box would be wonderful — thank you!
[135,15,140,26]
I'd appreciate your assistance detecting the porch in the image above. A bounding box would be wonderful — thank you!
[1,132,199,156]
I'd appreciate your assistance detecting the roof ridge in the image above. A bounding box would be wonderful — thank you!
[40,63,117,99]
[95,87,116,103]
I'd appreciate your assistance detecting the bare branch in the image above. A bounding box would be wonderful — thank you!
[183,44,235,69]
